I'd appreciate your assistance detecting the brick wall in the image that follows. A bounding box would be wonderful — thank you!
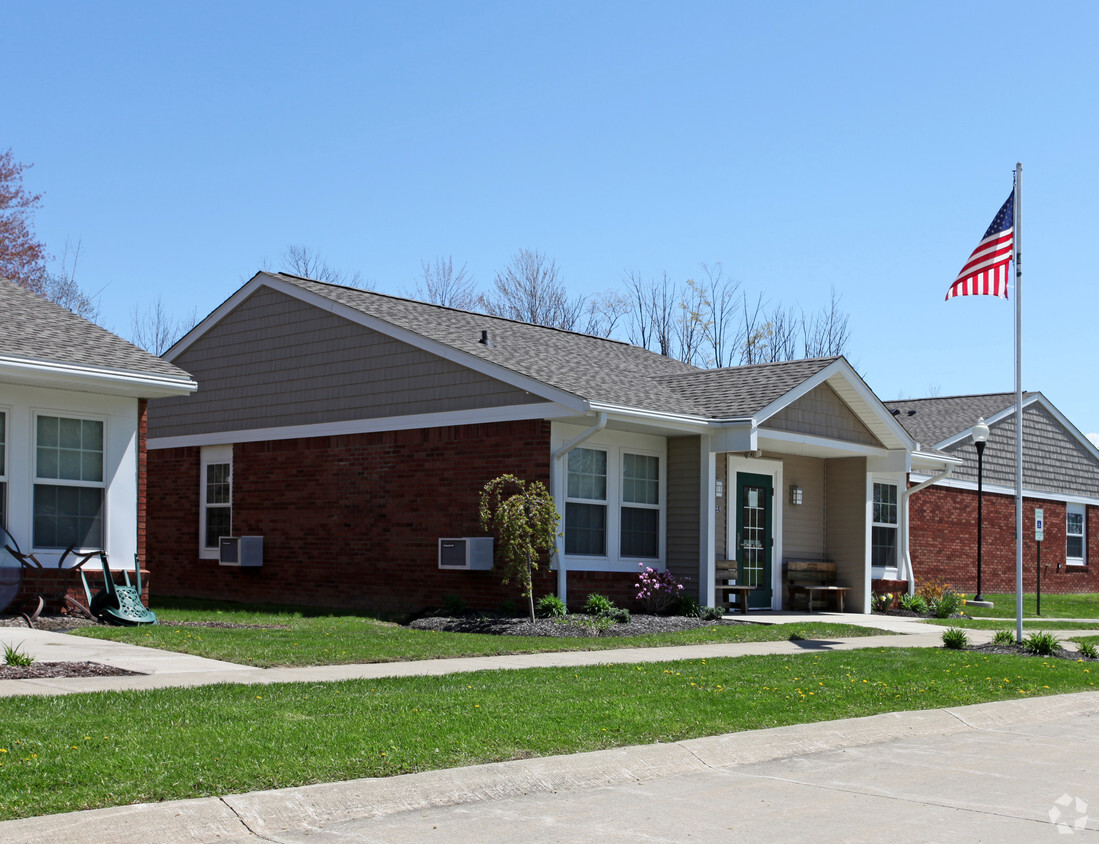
[908,484,1099,594]
[148,420,571,615]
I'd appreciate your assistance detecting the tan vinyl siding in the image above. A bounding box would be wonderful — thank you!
[149,287,541,439]
[782,455,826,559]
[825,456,866,608]
[764,383,880,446]
[715,455,728,560]
[666,436,700,595]
[942,404,1099,499]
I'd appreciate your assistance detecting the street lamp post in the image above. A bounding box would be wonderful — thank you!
[972,417,990,601]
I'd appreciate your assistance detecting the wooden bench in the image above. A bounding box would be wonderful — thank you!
[785,561,848,612]
[715,561,755,615]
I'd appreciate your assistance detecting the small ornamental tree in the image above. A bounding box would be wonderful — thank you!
[479,474,560,622]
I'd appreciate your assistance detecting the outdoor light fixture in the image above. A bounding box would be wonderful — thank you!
[790,485,803,505]
[971,417,990,601]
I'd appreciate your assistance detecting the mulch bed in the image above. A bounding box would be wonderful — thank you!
[0,662,143,680]
[408,614,723,638]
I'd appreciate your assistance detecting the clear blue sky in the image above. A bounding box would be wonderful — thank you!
[8,1,1099,438]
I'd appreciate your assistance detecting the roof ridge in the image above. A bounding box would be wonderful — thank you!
[273,272,644,350]
[886,391,1036,404]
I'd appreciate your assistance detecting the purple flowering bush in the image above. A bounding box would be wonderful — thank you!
[635,563,685,614]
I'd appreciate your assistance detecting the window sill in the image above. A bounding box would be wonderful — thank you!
[561,557,663,573]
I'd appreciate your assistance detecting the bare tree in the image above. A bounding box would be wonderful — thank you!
[622,270,679,357]
[577,288,630,338]
[801,287,851,358]
[130,297,199,355]
[480,249,584,330]
[694,263,741,368]
[414,255,478,310]
[267,244,369,288]
[39,240,100,321]
[674,277,709,366]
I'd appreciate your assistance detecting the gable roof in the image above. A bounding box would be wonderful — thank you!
[167,272,912,450]
[885,393,1037,448]
[0,277,196,398]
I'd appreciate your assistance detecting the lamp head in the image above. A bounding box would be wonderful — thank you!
[971,417,990,445]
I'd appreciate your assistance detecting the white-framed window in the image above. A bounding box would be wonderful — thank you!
[33,414,105,549]
[200,445,233,558]
[1067,503,1086,565]
[872,481,898,568]
[561,436,664,566]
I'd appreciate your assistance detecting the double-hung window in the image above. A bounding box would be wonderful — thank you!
[565,448,607,556]
[564,444,663,563]
[34,415,104,549]
[1067,503,1086,565]
[872,482,898,568]
[200,446,233,556]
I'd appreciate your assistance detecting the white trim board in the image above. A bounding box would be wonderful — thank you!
[908,474,1099,508]
[149,402,574,450]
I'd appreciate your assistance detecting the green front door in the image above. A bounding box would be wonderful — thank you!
[735,472,773,610]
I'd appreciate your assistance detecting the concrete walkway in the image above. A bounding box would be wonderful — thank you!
[2,614,1097,842]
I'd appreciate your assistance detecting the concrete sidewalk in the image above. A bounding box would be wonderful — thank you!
[0,612,989,698]
[2,612,1096,698]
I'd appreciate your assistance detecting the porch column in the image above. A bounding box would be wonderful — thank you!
[700,435,716,607]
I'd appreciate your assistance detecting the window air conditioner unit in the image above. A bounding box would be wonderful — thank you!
[438,537,494,570]
[219,536,263,567]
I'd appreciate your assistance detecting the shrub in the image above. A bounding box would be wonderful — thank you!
[536,594,567,618]
[898,593,928,614]
[942,628,969,650]
[992,629,1016,646]
[635,564,686,614]
[583,593,616,617]
[498,599,519,617]
[668,594,702,618]
[605,607,631,624]
[3,642,35,667]
[1022,631,1061,656]
[916,577,951,604]
[1077,641,1098,660]
[928,588,964,619]
[442,594,466,617]
[697,605,725,621]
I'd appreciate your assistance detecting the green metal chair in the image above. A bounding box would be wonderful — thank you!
[80,552,158,626]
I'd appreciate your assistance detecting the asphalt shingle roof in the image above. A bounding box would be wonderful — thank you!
[275,274,845,420]
[0,278,192,381]
[884,393,1035,447]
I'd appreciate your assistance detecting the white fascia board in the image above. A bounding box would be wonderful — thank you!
[0,357,197,398]
[907,473,1099,507]
[586,401,714,430]
[168,273,588,414]
[149,401,573,450]
[910,449,963,472]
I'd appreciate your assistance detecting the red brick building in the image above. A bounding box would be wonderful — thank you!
[146,272,953,616]
[890,393,1099,596]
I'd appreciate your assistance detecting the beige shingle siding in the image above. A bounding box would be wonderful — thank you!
[666,436,701,595]
[149,286,541,439]
[825,457,866,600]
[763,382,880,446]
[944,404,1099,498]
[782,454,827,558]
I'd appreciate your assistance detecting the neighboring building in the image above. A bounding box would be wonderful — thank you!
[0,278,196,613]
[889,392,1099,594]
[145,272,952,615]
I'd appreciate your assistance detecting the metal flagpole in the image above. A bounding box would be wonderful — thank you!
[1014,162,1024,643]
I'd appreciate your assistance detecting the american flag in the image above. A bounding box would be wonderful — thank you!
[945,190,1015,300]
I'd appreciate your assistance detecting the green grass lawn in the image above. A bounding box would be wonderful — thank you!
[69,601,887,667]
[924,618,1099,631]
[1,646,1096,821]
[961,592,1099,619]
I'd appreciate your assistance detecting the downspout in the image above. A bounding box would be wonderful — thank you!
[551,412,608,605]
[900,463,953,596]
